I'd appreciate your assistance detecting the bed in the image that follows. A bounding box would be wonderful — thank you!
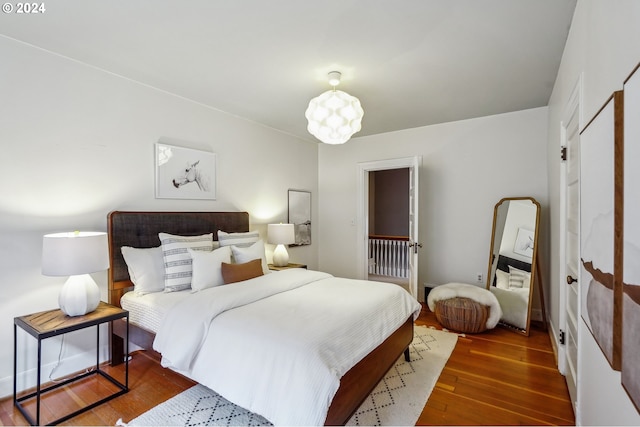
[107,211,419,426]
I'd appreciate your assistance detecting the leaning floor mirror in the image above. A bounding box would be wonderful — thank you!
[486,197,541,336]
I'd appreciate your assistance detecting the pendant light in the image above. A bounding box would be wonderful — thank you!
[305,71,364,145]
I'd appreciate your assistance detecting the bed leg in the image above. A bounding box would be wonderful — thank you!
[110,331,125,366]
[404,347,411,362]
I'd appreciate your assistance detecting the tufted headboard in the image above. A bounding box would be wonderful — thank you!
[107,211,250,307]
[496,254,532,273]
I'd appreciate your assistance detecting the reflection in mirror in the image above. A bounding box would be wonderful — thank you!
[486,197,540,336]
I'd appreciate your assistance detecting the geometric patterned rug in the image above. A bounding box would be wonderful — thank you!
[346,326,458,426]
[121,326,458,427]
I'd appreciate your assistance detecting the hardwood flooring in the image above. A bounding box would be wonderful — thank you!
[416,306,575,425]
[1,304,574,426]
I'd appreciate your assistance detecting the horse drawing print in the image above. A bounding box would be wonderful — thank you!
[172,160,210,192]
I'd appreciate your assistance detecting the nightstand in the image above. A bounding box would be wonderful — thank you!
[14,302,129,426]
[268,263,308,271]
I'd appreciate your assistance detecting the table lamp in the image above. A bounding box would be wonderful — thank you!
[267,223,295,267]
[42,231,109,316]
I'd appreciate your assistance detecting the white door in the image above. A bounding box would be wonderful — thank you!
[356,156,422,299]
[560,77,581,412]
[407,157,421,299]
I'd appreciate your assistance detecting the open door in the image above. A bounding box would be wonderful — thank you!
[357,156,422,300]
[407,157,421,300]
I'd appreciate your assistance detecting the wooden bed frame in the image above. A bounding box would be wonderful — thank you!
[107,210,414,425]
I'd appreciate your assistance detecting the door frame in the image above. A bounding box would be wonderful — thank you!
[356,156,422,297]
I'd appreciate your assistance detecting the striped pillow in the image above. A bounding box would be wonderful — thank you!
[217,230,260,248]
[159,233,214,292]
[508,266,531,289]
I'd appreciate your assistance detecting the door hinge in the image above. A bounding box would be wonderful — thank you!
[561,146,567,161]
[559,329,566,345]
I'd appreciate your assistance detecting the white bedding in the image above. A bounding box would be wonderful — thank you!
[490,286,530,329]
[153,268,421,426]
[120,289,191,333]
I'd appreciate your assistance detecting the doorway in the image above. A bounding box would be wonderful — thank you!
[356,156,422,299]
[367,168,411,292]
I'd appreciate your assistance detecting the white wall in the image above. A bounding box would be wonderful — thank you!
[546,0,640,424]
[318,107,549,296]
[0,36,318,397]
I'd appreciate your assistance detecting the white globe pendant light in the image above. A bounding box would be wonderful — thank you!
[305,71,364,145]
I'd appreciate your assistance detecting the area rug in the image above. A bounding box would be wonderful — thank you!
[121,325,457,427]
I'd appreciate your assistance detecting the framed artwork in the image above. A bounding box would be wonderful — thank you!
[288,189,311,246]
[623,63,640,411]
[155,143,216,200]
[579,90,623,371]
[513,227,534,258]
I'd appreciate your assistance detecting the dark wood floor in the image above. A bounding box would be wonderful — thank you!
[1,304,574,426]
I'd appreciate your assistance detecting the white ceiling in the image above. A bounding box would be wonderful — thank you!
[0,0,576,142]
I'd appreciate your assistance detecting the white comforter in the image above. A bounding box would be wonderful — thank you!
[153,269,420,426]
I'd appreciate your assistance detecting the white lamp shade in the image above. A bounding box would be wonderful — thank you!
[267,224,295,245]
[42,231,109,317]
[42,231,109,276]
[305,89,364,145]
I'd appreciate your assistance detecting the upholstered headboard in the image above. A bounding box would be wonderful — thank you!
[496,255,532,273]
[107,211,250,306]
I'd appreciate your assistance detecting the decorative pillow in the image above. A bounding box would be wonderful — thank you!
[218,230,260,248]
[221,259,264,284]
[495,269,510,289]
[231,239,269,274]
[188,246,231,292]
[523,271,532,288]
[159,232,214,292]
[508,266,531,289]
[121,246,165,295]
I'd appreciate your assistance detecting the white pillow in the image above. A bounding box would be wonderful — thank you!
[218,230,260,247]
[495,269,510,289]
[121,246,165,295]
[523,272,532,288]
[508,266,531,289]
[159,232,214,292]
[188,246,231,292]
[231,239,269,274]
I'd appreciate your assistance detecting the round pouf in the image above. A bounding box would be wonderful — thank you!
[434,297,490,333]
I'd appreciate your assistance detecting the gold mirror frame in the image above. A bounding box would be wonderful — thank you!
[486,197,541,336]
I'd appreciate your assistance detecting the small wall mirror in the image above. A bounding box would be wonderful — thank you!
[486,197,541,336]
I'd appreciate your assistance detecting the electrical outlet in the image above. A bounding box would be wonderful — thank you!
[476,273,483,283]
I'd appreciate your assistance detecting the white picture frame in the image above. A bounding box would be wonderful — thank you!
[513,227,534,258]
[155,143,216,200]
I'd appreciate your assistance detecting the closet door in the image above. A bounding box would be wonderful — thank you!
[562,85,580,409]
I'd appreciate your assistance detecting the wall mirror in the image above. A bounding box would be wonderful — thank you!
[486,197,541,336]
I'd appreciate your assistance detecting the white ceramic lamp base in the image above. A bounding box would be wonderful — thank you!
[272,244,290,267]
[59,274,100,317]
